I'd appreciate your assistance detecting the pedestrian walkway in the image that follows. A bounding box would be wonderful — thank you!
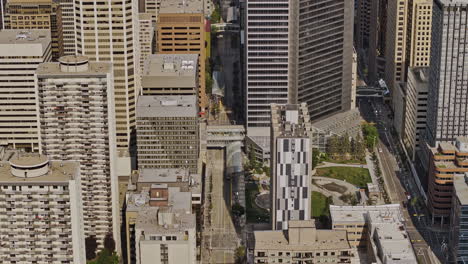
[316,161,368,169]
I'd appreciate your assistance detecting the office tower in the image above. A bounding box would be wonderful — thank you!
[141,54,198,97]
[138,13,155,75]
[427,137,468,225]
[144,0,160,22]
[402,67,428,160]
[57,0,76,55]
[136,95,199,173]
[270,103,313,230]
[35,55,119,247]
[450,173,468,263]
[75,0,138,150]
[0,30,52,151]
[384,0,432,96]
[368,0,388,83]
[253,221,357,263]
[355,0,372,50]
[0,152,85,263]
[156,0,207,110]
[4,0,63,59]
[245,0,354,149]
[125,176,195,264]
[425,0,468,146]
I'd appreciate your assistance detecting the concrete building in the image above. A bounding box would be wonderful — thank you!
[136,95,199,174]
[367,208,418,263]
[125,183,196,264]
[0,152,85,263]
[0,0,6,29]
[253,220,357,264]
[57,0,75,55]
[138,13,155,75]
[425,0,468,147]
[144,0,160,22]
[74,0,138,149]
[355,0,372,51]
[35,56,120,248]
[384,0,432,99]
[0,30,51,151]
[156,0,207,110]
[129,168,202,207]
[270,103,313,230]
[245,0,354,154]
[141,54,198,97]
[330,204,403,249]
[450,173,468,263]
[403,67,429,161]
[393,82,407,138]
[427,137,468,224]
[4,0,63,59]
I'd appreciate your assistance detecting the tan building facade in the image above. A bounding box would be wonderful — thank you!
[385,0,432,99]
[75,0,139,149]
[156,0,207,109]
[4,0,63,59]
[138,13,155,75]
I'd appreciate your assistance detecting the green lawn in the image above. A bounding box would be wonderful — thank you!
[315,166,371,187]
[326,158,366,165]
[311,191,331,218]
[245,183,269,223]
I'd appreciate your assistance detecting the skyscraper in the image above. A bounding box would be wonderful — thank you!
[3,0,63,59]
[270,103,313,230]
[245,0,354,149]
[384,0,432,97]
[74,0,138,150]
[0,30,52,151]
[35,55,119,248]
[425,0,468,146]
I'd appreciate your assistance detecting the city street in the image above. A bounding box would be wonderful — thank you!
[202,149,239,263]
[359,97,446,263]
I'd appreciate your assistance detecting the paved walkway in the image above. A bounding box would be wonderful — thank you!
[365,152,380,186]
[311,176,360,206]
[316,162,368,169]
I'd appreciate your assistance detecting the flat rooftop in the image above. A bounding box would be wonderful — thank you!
[36,61,112,77]
[159,0,204,14]
[369,211,417,263]
[330,204,402,223]
[138,168,190,183]
[136,207,196,234]
[136,95,197,118]
[139,12,153,20]
[127,186,192,212]
[409,67,429,83]
[0,30,51,55]
[0,160,78,183]
[142,54,197,88]
[454,174,468,205]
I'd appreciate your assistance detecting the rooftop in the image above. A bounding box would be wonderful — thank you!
[138,168,190,183]
[136,207,196,234]
[409,67,429,83]
[126,186,192,212]
[0,30,51,55]
[254,220,350,251]
[159,0,204,14]
[142,54,197,88]
[330,204,402,223]
[271,103,314,138]
[368,211,417,263]
[454,174,468,205]
[139,12,153,20]
[0,159,78,183]
[36,59,112,76]
[136,95,197,118]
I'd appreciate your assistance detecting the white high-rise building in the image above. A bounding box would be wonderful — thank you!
[270,103,313,230]
[0,152,85,263]
[35,55,119,248]
[0,30,52,151]
[75,0,139,150]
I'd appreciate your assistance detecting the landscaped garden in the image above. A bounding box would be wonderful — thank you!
[311,191,332,218]
[245,183,269,223]
[315,166,372,188]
